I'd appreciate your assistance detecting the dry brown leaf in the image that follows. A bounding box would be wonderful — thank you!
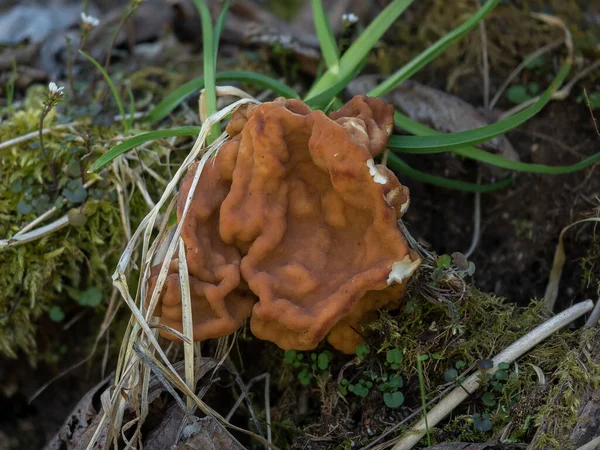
[44,358,219,450]
[543,218,600,312]
[346,75,520,163]
[173,416,244,450]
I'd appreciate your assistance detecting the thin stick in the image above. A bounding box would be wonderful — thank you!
[465,169,482,258]
[0,215,69,249]
[391,299,594,450]
[0,122,84,152]
[584,297,600,328]
[576,435,600,450]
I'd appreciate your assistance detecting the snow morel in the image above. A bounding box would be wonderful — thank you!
[148,95,421,353]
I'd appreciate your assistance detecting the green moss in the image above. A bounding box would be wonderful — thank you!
[373,0,599,88]
[279,253,597,446]
[0,84,171,362]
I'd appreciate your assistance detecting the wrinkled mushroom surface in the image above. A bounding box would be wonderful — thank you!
[148,95,420,353]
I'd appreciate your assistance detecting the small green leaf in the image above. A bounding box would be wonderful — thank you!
[17,201,32,215]
[79,287,102,307]
[11,179,23,193]
[317,352,330,370]
[284,350,297,364]
[507,85,531,104]
[298,368,312,386]
[383,391,404,408]
[498,362,510,370]
[67,208,88,227]
[586,91,600,109]
[494,370,508,381]
[355,343,370,360]
[473,413,493,432]
[444,368,458,382]
[389,374,403,389]
[386,348,403,365]
[49,305,65,322]
[482,391,496,406]
[467,261,476,276]
[352,384,369,398]
[455,360,466,370]
[528,82,540,94]
[436,254,450,270]
[418,354,429,362]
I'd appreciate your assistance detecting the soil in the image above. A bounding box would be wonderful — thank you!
[1,1,599,449]
[405,87,600,308]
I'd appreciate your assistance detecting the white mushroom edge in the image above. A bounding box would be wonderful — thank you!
[366,159,387,184]
[387,254,420,285]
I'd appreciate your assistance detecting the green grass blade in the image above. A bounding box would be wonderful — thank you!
[389,61,570,151]
[79,50,126,130]
[192,0,219,142]
[215,71,300,99]
[214,0,231,60]
[450,142,600,173]
[387,153,513,192]
[89,126,201,172]
[368,0,501,97]
[305,59,367,109]
[145,71,299,123]
[145,76,205,123]
[305,0,414,99]
[311,0,339,72]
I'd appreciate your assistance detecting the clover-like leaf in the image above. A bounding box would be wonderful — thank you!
[383,391,404,408]
[79,287,102,307]
[49,305,65,322]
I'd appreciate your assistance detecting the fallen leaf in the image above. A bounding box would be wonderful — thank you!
[173,416,244,450]
[346,75,520,162]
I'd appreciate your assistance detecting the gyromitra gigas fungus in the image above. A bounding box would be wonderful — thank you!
[148,95,421,354]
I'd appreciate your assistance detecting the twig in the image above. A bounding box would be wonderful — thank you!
[0,127,65,151]
[0,215,69,249]
[391,299,594,450]
[584,297,600,327]
[465,169,482,258]
[576,435,600,450]
[225,372,272,447]
[544,219,600,312]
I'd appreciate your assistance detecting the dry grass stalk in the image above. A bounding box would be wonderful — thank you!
[85,90,272,449]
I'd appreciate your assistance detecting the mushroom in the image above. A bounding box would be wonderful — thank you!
[148,95,421,353]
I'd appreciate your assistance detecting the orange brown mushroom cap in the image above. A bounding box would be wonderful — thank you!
[147,95,421,353]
